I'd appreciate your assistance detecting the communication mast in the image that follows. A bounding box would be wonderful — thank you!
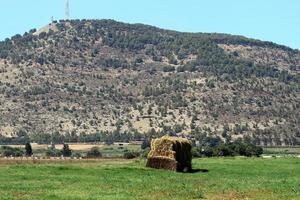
[65,0,70,20]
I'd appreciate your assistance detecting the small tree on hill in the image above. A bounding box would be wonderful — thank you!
[61,144,72,157]
[25,142,33,156]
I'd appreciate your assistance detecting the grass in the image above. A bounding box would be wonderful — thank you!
[0,158,299,200]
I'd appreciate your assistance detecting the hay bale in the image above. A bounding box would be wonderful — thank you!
[146,136,192,172]
[146,157,177,171]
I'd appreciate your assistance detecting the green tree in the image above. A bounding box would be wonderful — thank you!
[61,144,72,157]
[25,142,33,156]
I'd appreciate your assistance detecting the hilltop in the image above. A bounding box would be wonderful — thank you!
[0,19,299,145]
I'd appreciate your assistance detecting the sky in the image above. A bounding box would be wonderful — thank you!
[0,0,299,49]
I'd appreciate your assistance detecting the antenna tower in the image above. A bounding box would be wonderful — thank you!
[65,0,70,20]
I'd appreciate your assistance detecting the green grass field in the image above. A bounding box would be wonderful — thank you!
[0,158,299,200]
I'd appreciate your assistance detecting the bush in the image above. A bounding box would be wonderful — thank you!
[162,66,175,72]
[230,141,263,157]
[123,151,140,159]
[192,147,214,157]
[213,144,235,157]
[45,144,61,157]
[191,147,201,157]
[87,147,102,158]
[202,147,214,157]
[72,152,83,158]
[1,146,24,157]
[192,141,263,158]
[46,149,59,157]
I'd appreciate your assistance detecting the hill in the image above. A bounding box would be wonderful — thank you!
[0,19,299,145]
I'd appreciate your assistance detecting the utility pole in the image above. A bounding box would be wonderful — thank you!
[65,0,70,20]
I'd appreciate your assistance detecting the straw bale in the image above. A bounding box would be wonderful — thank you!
[146,136,192,171]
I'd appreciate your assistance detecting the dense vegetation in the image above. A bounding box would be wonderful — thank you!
[0,19,299,146]
[192,140,263,157]
[0,138,262,159]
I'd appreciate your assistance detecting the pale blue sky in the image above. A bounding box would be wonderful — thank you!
[0,0,299,49]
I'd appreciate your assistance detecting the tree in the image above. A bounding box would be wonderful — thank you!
[204,137,222,147]
[61,144,72,157]
[25,142,33,156]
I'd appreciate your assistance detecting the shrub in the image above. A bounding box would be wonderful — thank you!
[163,65,175,72]
[231,141,263,157]
[46,144,61,157]
[87,147,102,158]
[192,147,214,157]
[72,152,83,158]
[192,141,263,158]
[191,147,201,157]
[1,146,24,157]
[202,147,214,157]
[213,144,235,157]
[46,149,59,157]
[123,151,140,159]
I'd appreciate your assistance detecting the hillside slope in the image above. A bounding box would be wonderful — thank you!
[0,19,299,145]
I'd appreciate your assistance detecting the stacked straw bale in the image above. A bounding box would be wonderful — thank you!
[146,136,192,172]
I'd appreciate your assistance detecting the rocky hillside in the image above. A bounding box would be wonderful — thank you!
[0,19,299,145]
